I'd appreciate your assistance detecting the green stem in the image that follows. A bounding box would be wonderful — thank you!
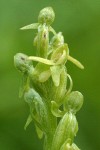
[43,99,57,150]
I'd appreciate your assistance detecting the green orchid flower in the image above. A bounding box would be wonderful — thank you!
[28,32,84,85]
[20,7,56,58]
[14,7,84,150]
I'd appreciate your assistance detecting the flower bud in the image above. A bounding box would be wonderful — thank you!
[14,53,32,73]
[24,88,43,106]
[24,88,48,132]
[64,91,83,114]
[38,7,55,25]
[51,113,78,150]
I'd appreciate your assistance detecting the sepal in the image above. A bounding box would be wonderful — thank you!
[32,63,50,82]
[50,65,63,87]
[49,26,56,35]
[53,67,67,104]
[67,55,84,69]
[37,24,49,58]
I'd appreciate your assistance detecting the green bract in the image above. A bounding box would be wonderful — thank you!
[14,7,84,150]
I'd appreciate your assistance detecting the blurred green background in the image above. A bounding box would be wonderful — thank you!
[0,0,100,150]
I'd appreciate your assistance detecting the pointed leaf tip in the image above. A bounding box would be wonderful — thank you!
[20,23,39,30]
[24,115,32,130]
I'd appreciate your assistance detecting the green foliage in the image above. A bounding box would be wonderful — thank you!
[14,7,84,150]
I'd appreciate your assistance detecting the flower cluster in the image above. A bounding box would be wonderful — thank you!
[14,7,84,150]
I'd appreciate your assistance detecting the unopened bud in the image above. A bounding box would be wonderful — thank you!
[65,91,83,114]
[38,7,55,25]
[14,53,32,73]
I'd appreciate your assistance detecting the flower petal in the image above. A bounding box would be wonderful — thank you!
[28,56,55,65]
[67,55,84,69]
[50,65,63,86]
[49,26,56,35]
